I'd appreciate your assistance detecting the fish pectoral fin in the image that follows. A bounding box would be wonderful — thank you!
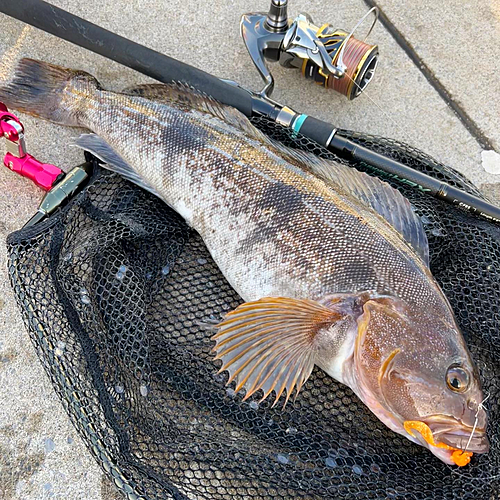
[73,134,159,197]
[212,297,342,407]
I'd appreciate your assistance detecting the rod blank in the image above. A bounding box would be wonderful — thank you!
[0,0,253,116]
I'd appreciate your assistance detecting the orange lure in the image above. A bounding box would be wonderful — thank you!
[404,420,473,467]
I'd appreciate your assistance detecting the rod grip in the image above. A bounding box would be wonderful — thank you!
[329,134,500,223]
[439,185,500,223]
[329,134,442,193]
[295,116,337,147]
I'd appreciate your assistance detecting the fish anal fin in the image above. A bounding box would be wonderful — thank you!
[73,133,159,197]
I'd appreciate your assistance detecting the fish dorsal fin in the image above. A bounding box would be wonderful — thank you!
[212,297,345,406]
[122,84,428,264]
[122,83,268,142]
[263,140,430,266]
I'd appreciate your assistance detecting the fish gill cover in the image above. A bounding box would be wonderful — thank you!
[6,118,500,499]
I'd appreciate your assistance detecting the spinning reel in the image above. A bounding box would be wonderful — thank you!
[241,0,379,100]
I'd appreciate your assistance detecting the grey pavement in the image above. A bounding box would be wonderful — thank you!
[375,0,500,152]
[0,0,499,498]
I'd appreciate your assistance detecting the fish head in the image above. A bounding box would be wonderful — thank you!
[351,296,489,465]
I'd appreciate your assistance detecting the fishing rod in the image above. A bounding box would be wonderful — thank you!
[1,0,499,224]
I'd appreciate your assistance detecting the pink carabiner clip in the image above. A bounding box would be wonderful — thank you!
[1,102,63,191]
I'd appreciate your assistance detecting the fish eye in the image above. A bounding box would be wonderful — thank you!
[446,365,470,393]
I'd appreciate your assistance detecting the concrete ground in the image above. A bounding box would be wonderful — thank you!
[0,0,499,498]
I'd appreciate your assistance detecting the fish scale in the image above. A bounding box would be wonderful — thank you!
[0,58,489,466]
[82,90,432,305]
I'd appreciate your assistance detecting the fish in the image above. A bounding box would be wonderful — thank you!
[0,58,488,466]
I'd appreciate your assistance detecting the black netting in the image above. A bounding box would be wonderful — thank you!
[6,117,500,499]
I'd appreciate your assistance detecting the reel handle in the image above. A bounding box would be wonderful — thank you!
[241,12,284,97]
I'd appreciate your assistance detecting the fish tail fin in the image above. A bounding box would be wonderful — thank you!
[0,58,100,126]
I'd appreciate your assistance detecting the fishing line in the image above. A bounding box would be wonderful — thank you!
[461,391,490,457]
[341,69,416,147]
[323,5,418,147]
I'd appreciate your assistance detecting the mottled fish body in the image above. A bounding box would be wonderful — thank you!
[0,59,488,465]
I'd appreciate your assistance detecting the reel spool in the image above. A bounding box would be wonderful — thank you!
[296,23,378,100]
[241,0,379,100]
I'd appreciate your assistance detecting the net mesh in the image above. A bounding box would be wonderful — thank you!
[6,118,500,499]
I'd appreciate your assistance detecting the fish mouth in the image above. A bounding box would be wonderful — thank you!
[436,429,489,454]
[424,416,489,454]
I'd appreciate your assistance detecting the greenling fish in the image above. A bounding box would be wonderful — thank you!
[0,58,488,466]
